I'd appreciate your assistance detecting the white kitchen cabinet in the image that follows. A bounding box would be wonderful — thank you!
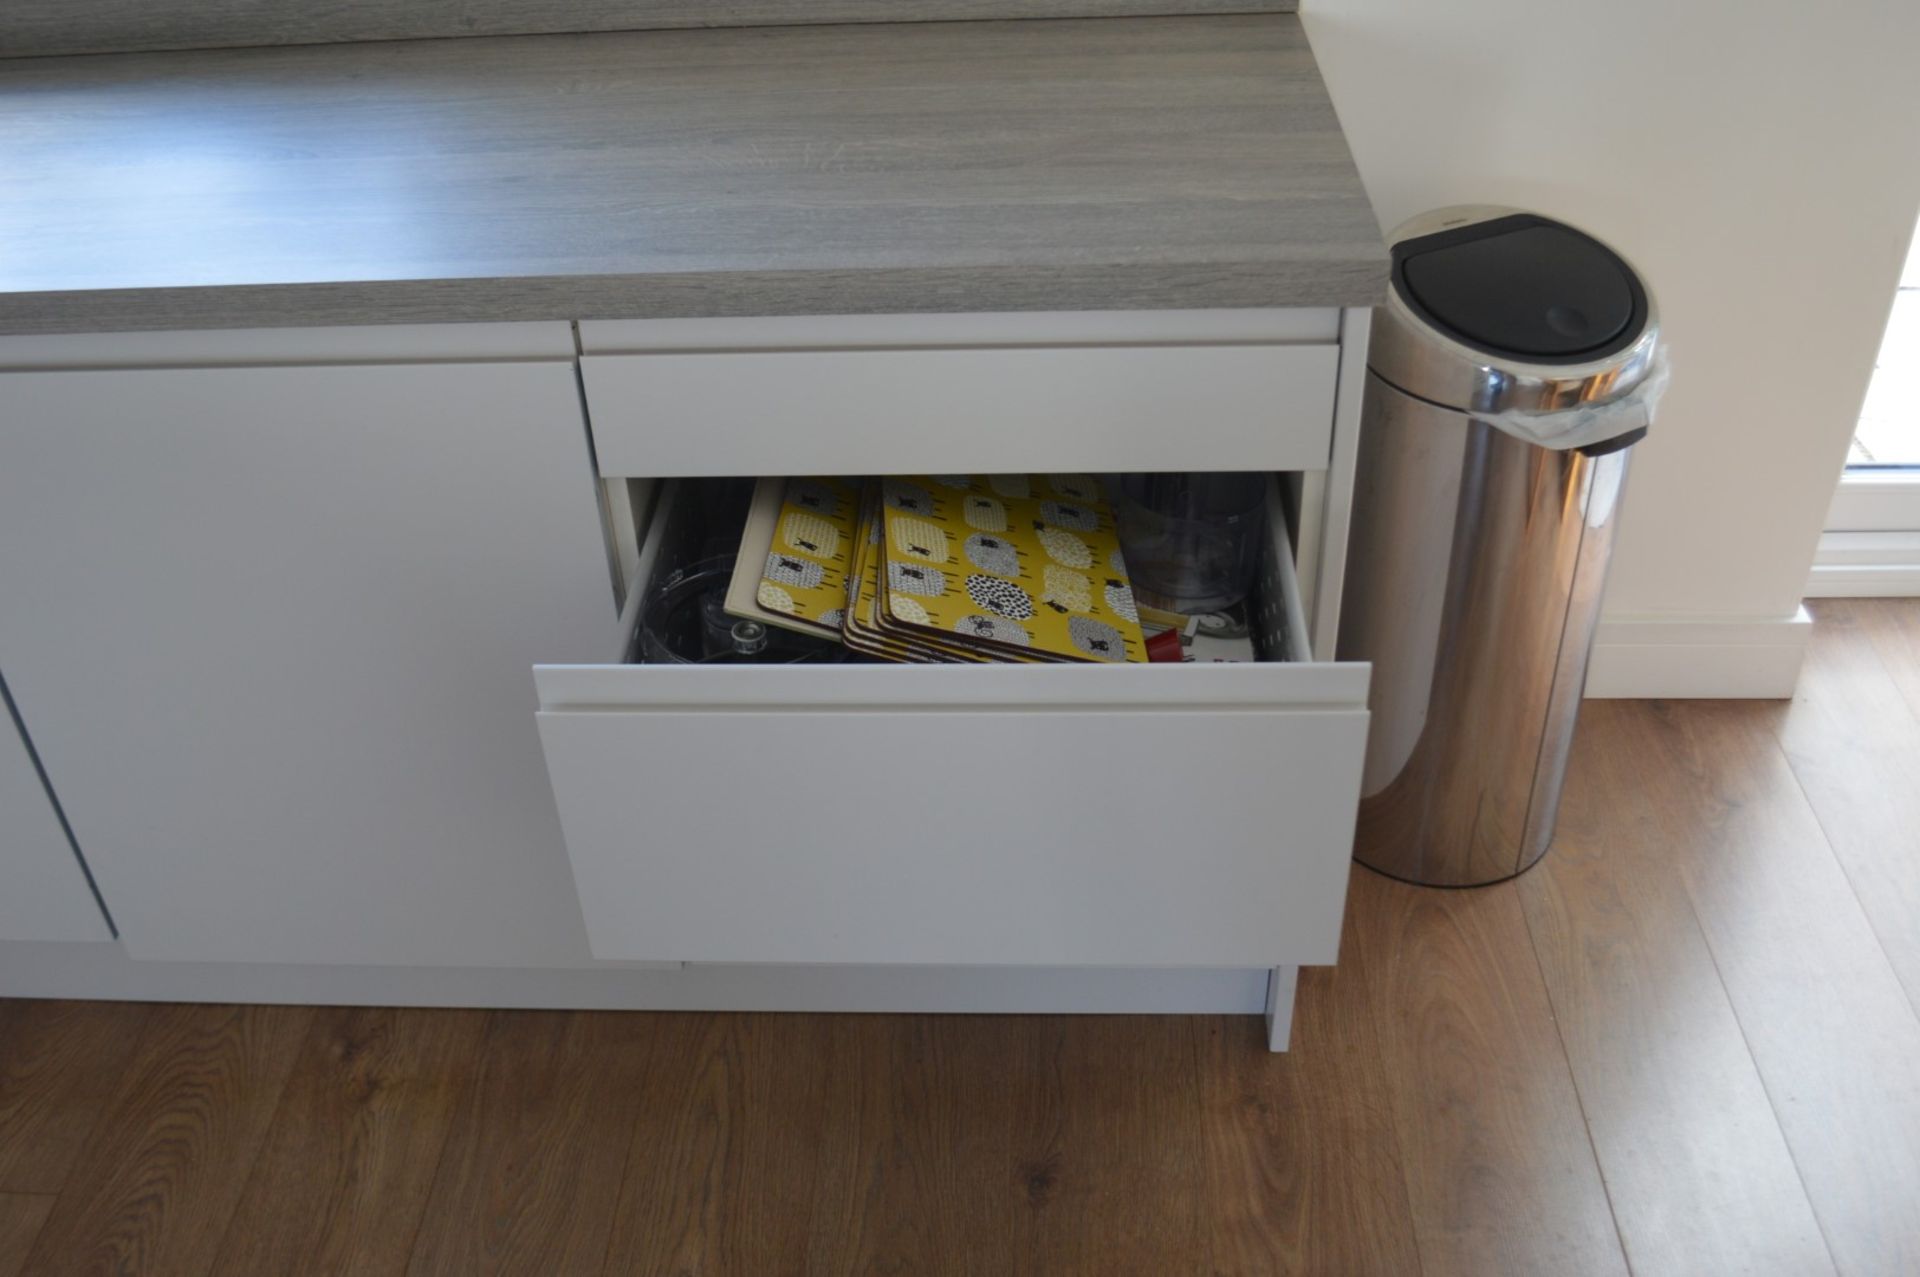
[0,309,1373,1049]
[0,339,616,965]
[0,689,112,941]
[532,310,1373,1006]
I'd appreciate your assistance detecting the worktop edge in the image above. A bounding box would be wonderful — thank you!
[1,0,1296,61]
[0,260,1389,338]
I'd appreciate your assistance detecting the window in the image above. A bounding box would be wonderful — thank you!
[1810,216,1920,596]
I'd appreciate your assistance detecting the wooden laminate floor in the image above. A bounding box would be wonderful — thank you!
[3,598,1919,1276]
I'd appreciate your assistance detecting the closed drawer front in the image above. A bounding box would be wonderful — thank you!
[581,343,1339,478]
[532,490,1369,968]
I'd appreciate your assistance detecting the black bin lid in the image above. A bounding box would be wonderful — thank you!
[1392,213,1647,365]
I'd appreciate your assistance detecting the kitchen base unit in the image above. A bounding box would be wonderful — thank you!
[0,307,1373,1052]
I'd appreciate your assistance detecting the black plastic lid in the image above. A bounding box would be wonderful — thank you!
[1392,213,1648,365]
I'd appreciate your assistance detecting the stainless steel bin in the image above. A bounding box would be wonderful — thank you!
[1339,206,1665,886]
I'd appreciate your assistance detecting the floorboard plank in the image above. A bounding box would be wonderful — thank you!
[834,1015,1017,1275]
[599,1015,748,1276]
[1519,702,1834,1276]
[1347,867,1627,1277]
[0,1002,153,1195]
[602,1013,842,1275]
[404,1010,654,1276]
[1009,1015,1205,1276]
[1862,598,1920,722]
[0,1196,54,1277]
[1198,894,1420,1276]
[1775,600,1920,1011]
[792,1016,868,1277]
[20,1003,315,1277]
[1624,698,1920,1276]
[209,1006,489,1277]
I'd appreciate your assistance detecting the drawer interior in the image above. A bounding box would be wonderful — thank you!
[602,471,1318,671]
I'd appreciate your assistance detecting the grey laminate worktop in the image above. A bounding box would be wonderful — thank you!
[2,1,1299,59]
[0,14,1385,335]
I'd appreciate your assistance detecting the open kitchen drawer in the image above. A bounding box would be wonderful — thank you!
[533,473,1370,969]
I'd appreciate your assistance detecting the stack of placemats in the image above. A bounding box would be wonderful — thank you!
[864,475,1145,664]
[731,474,1147,663]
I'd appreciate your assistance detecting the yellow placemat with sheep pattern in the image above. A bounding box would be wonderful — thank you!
[726,475,859,638]
[877,474,1145,663]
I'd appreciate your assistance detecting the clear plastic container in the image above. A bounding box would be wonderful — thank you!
[627,478,849,666]
[1111,472,1269,614]
[634,554,847,665]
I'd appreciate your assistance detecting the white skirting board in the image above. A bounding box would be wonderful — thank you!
[1805,565,1920,597]
[1804,531,1920,598]
[0,940,1271,1016]
[1583,607,1814,699]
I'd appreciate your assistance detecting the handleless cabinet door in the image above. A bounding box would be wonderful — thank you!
[580,344,1340,478]
[0,358,614,965]
[0,687,110,941]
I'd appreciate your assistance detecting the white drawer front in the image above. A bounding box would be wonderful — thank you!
[535,664,1367,967]
[581,344,1339,477]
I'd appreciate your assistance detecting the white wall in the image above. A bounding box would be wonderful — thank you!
[1304,0,1920,693]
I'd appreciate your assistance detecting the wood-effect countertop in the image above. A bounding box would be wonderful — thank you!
[0,15,1385,335]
